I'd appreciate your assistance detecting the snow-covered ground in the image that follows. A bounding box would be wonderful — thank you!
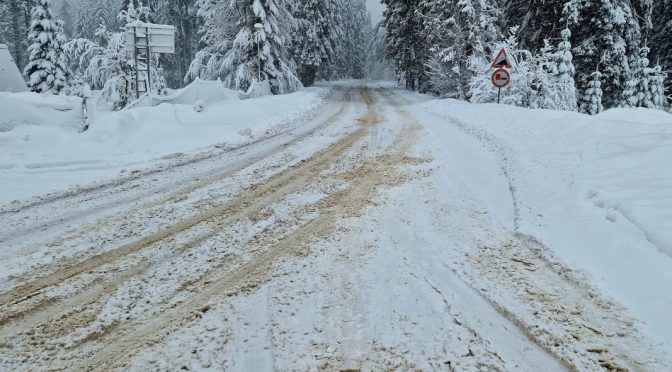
[0,86,327,203]
[406,94,672,352]
[0,81,670,370]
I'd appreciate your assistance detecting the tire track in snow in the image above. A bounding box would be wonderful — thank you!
[0,87,423,370]
[0,89,358,331]
[0,87,345,245]
[57,88,422,371]
[382,90,669,370]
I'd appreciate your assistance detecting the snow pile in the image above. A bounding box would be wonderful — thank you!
[0,44,27,93]
[239,80,272,100]
[163,78,238,105]
[417,97,672,351]
[0,92,81,132]
[124,79,238,110]
[0,87,327,203]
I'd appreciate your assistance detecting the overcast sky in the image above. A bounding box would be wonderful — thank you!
[367,0,386,25]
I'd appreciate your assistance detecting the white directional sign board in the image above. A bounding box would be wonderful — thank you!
[125,22,175,54]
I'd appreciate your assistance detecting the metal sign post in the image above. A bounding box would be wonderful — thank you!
[491,68,511,103]
[490,48,512,103]
[126,23,175,98]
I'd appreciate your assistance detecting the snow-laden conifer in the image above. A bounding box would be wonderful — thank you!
[583,71,604,115]
[382,0,428,90]
[290,0,340,86]
[563,0,638,111]
[65,2,160,109]
[554,28,578,111]
[190,0,300,94]
[623,47,668,110]
[24,0,71,94]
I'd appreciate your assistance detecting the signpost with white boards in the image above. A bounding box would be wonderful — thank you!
[125,22,175,98]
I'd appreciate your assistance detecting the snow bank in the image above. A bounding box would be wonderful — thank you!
[0,92,81,132]
[418,97,672,351]
[0,87,326,203]
[162,78,238,105]
[124,78,239,110]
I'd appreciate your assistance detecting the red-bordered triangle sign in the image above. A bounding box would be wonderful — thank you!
[491,48,512,68]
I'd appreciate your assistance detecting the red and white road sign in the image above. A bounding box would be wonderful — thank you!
[491,68,511,88]
[491,48,512,69]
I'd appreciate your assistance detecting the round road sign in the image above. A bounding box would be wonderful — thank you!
[491,68,511,88]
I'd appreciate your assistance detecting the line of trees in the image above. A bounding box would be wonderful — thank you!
[1,0,376,108]
[381,0,671,113]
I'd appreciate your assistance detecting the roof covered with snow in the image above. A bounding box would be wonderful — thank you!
[0,44,27,93]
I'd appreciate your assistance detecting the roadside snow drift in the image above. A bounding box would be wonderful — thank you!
[0,87,327,203]
[408,95,672,352]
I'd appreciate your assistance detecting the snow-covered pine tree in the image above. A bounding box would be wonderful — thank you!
[421,0,501,98]
[563,0,640,111]
[153,0,199,88]
[555,28,578,111]
[623,46,648,108]
[648,64,668,109]
[190,0,300,94]
[73,9,92,39]
[58,0,75,37]
[317,0,347,81]
[502,0,566,52]
[382,0,428,91]
[470,28,535,107]
[530,40,560,110]
[65,1,162,109]
[290,0,340,86]
[0,0,32,70]
[582,70,604,115]
[649,0,672,98]
[338,0,369,79]
[366,23,395,81]
[186,0,239,81]
[24,0,71,94]
[623,46,668,109]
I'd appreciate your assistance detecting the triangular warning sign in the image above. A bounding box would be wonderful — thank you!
[491,48,512,68]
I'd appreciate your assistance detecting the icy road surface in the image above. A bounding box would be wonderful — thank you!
[0,83,670,371]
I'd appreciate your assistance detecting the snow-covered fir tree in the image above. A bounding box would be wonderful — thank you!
[340,0,369,79]
[529,40,560,110]
[582,70,604,115]
[650,0,672,98]
[153,0,199,88]
[382,0,428,90]
[623,46,668,109]
[554,28,578,111]
[189,0,301,94]
[469,29,536,106]
[563,0,639,111]
[421,0,501,98]
[0,0,32,69]
[24,0,71,94]
[290,0,341,86]
[648,65,668,109]
[502,0,567,52]
[58,0,75,37]
[65,1,162,109]
[366,23,395,81]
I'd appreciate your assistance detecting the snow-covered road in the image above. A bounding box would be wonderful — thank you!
[1,83,670,371]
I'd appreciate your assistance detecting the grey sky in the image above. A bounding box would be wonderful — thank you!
[367,0,386,25]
